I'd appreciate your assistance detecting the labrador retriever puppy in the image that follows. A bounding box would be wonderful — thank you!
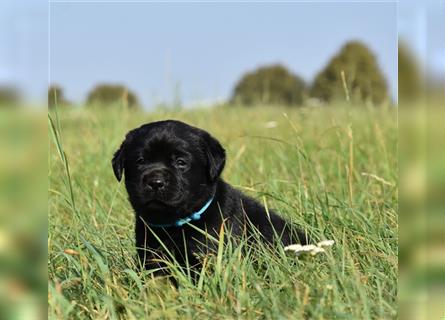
[112,120,308,276]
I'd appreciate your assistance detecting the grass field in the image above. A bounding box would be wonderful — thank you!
[48,104,397,319]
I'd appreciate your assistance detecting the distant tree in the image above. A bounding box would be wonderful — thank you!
[398,42,422,103]
[0,86,21,108]
[48,85,70,108]
[231,64,306,106]
[311,41,388,105]
[86,84,140,108]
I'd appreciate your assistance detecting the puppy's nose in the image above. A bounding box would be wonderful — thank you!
[147,178,165,191]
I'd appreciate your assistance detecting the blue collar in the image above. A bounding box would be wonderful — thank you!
[147,196,214,228]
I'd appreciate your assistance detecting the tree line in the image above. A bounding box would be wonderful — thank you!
[44,41,419,109]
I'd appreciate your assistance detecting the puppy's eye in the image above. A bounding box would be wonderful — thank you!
[175,158,187,168]
[136,157,145,164]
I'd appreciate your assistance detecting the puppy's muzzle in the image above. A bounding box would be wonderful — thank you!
[142,168,169,192]
[147,178,165,191]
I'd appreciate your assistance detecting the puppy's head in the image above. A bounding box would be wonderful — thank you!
[112,120,225,225]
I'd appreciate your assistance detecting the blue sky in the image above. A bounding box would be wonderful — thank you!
[48,2,397,107]
[0,0,47,102]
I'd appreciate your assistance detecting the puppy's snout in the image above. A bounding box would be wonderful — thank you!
[142,170,168,192]
[147,178,165,191]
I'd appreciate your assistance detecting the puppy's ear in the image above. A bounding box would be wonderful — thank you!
[112,132,133,181]
[112,145,125,181]
[203,132,226,182]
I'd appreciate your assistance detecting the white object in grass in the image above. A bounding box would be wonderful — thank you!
[310,247,325,256]
[264,121,277,128]
[284,240,334,256]
[317,240,335,247]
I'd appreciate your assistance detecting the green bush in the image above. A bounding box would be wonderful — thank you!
[0,86,21,108]
[231,64,306,106]
[48,85,70,109]
[86,84,139,108]
[398,42,422,103]
[311,41,389,105]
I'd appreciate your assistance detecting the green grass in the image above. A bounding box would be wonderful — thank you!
[48,105,397,319]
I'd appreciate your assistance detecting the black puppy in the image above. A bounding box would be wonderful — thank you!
[112,120,308,275]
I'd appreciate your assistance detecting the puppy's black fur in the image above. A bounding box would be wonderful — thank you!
[112,120,308,275]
